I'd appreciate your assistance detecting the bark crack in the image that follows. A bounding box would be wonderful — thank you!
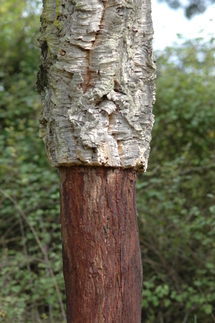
[81,2,107,94]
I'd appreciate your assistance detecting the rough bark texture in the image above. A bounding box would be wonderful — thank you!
[59,166,143,323]
[38,0,156,172]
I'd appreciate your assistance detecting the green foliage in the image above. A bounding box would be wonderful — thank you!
[137,38,215,322]
[0,1,65,322]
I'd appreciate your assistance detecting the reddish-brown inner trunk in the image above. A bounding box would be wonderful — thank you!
[59,166,142,323]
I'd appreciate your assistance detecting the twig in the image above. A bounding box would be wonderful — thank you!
[179,163,215,175]
[183,310,190,323]
[197,286,215,323]
[143,238,183,291]
[39,213,54,323]
[17,210,31,272]
[0,219,19,242]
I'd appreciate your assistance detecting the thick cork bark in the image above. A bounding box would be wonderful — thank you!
[38,0,156,172]
[59,166,143,323]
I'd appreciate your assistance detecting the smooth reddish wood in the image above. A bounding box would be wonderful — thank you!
[59,166,142,323]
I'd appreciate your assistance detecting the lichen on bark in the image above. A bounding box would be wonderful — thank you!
[38,0,156,172]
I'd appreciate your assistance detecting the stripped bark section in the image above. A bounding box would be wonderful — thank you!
[59,166,143,323]
[38,0,156,172]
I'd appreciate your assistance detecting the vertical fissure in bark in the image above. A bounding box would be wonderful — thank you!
[59,166,143,323]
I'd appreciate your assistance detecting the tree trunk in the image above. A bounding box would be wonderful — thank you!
[38,0,155,321]
[59,166,142,323]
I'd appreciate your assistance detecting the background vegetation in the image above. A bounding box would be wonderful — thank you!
[0,1,215,322]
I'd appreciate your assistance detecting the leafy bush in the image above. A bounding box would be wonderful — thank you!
[137,38,215,323]
[0,1,65,322]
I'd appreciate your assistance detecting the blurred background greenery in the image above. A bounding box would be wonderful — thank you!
[0,0,215,322]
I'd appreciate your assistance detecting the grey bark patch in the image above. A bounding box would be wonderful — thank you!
[38,0,156,172]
